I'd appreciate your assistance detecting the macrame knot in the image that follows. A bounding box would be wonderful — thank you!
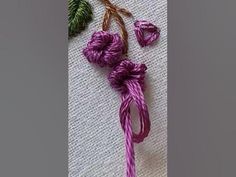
[134,20,160,47]
[109,59,150,145]
[83,31,124,67]
[108,60,147,93]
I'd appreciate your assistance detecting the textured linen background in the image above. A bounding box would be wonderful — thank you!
[69,0,167,176]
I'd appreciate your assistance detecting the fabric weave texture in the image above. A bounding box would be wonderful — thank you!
[69,0,167,176]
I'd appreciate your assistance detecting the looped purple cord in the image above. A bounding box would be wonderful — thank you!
[83,31,150,177]
[83,31,124,67]
[109,60,150,177]
[134,20,160,47]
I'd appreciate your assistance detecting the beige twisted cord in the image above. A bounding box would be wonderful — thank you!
[99,0,132,54]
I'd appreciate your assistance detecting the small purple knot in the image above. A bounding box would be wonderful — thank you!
[108,59,147,93]
[83,31,124,67]
[134,20,160,47]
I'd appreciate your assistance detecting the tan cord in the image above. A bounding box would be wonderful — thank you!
[99,0,132,54]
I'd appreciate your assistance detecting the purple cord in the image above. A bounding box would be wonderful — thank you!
[109,60,150,144]
[109,60,150,177]
[134,20,160,47]
[83,32,150,177]
[124,110,136,176]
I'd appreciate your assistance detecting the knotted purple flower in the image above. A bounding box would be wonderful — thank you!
[83,31,124,67]
[134,20,160,47]
[108,59,147,93]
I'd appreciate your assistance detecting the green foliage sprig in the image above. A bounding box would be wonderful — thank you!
[68,0,93,37]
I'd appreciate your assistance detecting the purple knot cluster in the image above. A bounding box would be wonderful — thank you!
[134,20,160,47]
[83,30,151,177]
[83,31,147,94]
[108,60,147,93]
[83,31,150,139]
[83,31,124,67]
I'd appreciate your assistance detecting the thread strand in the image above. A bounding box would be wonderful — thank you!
[100,0,132,54]
[124,107,136,177]
[109,59,151,177]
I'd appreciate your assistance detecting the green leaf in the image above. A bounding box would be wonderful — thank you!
[68,0,93,38]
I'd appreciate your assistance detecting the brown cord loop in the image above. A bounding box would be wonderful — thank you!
[99,0,132,54]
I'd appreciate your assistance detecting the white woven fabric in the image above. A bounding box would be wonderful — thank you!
[69,0,167,176]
